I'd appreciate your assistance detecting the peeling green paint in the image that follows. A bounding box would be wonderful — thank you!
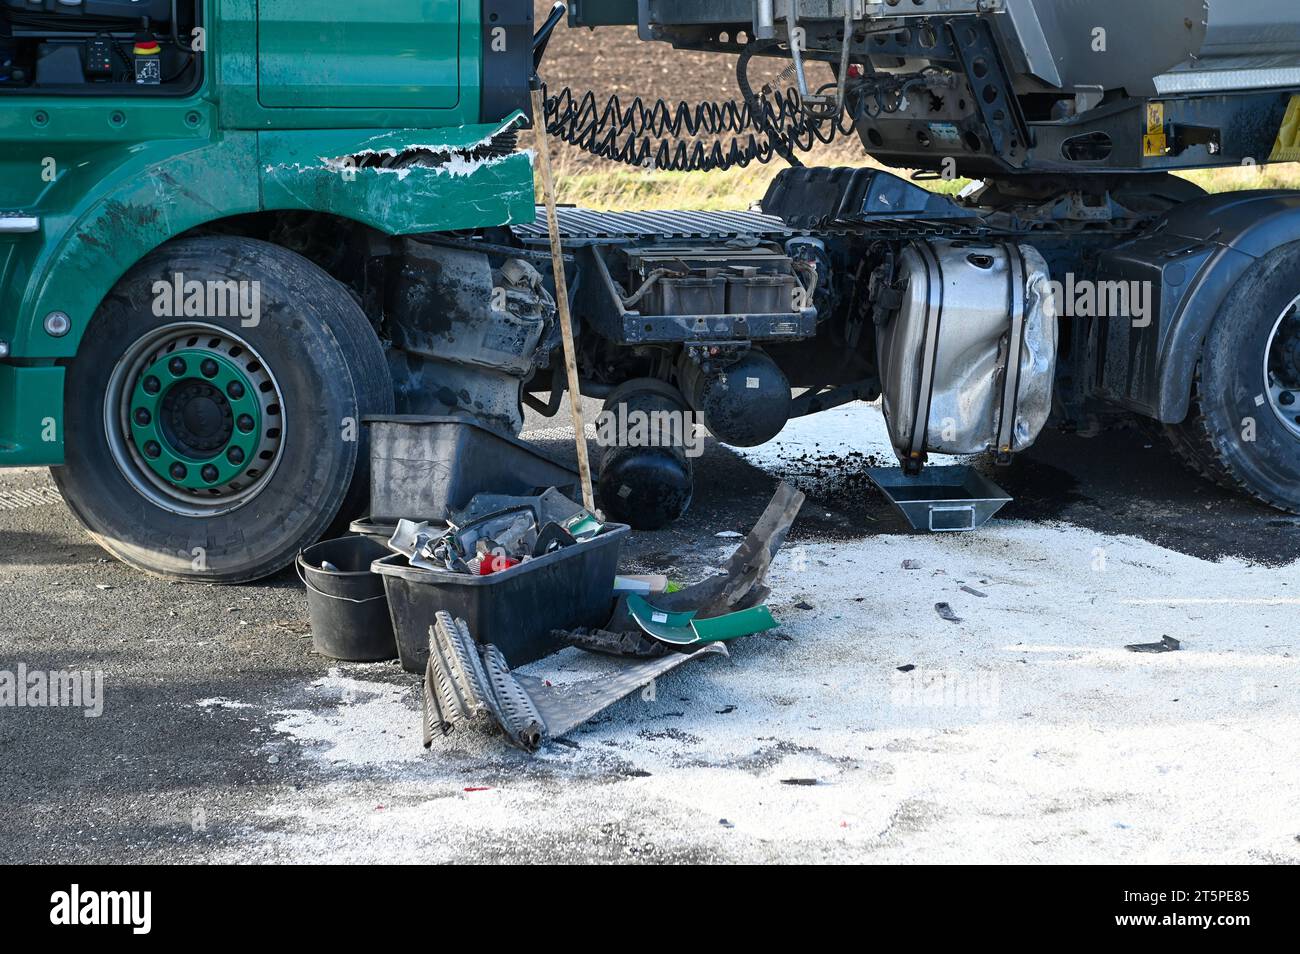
[259,115,535,236]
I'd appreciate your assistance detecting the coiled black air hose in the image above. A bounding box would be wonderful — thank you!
[541,42,856,173]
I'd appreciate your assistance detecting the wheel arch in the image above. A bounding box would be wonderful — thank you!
[1133,191,1300,421]
[8,117,534,364]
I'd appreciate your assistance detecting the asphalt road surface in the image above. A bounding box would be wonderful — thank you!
[1,404,1296,863]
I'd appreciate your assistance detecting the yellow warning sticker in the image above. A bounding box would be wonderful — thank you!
[1270,95,1300,163]
[1143,102,1167,158]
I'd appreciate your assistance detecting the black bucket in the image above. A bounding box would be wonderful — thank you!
[297,537,398,662]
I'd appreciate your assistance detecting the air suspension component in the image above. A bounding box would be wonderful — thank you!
[876,240,1056,470]
[678,348,791,448]
[595,379,694,531]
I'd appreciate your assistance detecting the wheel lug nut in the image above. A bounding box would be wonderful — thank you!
[237,414,255,432]
[227,446,245,465]
[133,408,151,426]
[200,358,219,378]
[168,357,186,376]
[169,463,187,480]
[143,376,161,395]
[227,380,245,399]
[143,441,161,459]
[201,464,219,483]
[1281,391,1296,407]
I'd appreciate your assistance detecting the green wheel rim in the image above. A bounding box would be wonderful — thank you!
[105,323,286,517]
[129,348,263,490]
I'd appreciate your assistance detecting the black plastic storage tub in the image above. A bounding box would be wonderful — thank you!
[365,414,579,524]
[372,523,629,672]
[348,516,399,547]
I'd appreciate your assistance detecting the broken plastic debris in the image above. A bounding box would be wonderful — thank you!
[626,593,777,646]
[934,602,962,623]
[451,487,583,527]
[387,519,449,571]
[1125,636,1181,653]
[563,511,605,540]
[654,481,805,619]
[534,522,578,557]
[598,482,803,646]
[692,606,778,642]
[613,574,669,595]
[424,611,723,753]
[558,626,667,659]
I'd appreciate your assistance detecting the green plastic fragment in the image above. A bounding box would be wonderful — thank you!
[627,595,778,646]
[564,511,605,540]
[627,594,698,644]
[690,605,777,642]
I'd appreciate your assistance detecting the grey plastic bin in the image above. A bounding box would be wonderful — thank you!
[365,414,579,524]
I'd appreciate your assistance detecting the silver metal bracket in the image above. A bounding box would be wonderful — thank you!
[0,216,40,234]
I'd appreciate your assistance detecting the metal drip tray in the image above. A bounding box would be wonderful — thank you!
[867,466,1012,532]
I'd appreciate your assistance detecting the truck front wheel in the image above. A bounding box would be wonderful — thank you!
[1163,242,1300,514]
[53,236,391,582]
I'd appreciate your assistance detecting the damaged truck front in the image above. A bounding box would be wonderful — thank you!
[0,1,547,580]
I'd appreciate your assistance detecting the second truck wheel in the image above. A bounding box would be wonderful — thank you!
[1162,242,1300,514]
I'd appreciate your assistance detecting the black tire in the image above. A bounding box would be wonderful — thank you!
[52,236,392,582]
[1162,242,1300,513]
[319,280,394,535]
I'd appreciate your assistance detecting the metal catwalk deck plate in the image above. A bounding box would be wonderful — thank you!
[512,207,804,245]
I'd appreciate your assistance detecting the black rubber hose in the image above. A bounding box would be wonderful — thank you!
[540,42,856,173]
[737,40,802,168]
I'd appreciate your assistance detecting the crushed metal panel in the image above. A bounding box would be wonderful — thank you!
[877,241,1055,462]
[514,644,728,740]
[422,613,727,751]
[259,116,535,236]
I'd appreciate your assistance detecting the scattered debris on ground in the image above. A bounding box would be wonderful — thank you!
[353,458,808,754]
[935,602,962,623]
[1126,636,1182,654]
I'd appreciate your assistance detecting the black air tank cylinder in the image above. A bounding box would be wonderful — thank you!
[595,380,694,531]
[678,349,791,448]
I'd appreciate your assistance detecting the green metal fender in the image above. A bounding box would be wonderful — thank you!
[6,135,261,363]
[0,129,262,465]
[258,113,535,236]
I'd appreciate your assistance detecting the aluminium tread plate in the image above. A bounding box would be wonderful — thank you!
[512,207,806,245]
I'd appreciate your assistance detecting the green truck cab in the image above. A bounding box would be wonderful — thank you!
[0,1,538,580]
